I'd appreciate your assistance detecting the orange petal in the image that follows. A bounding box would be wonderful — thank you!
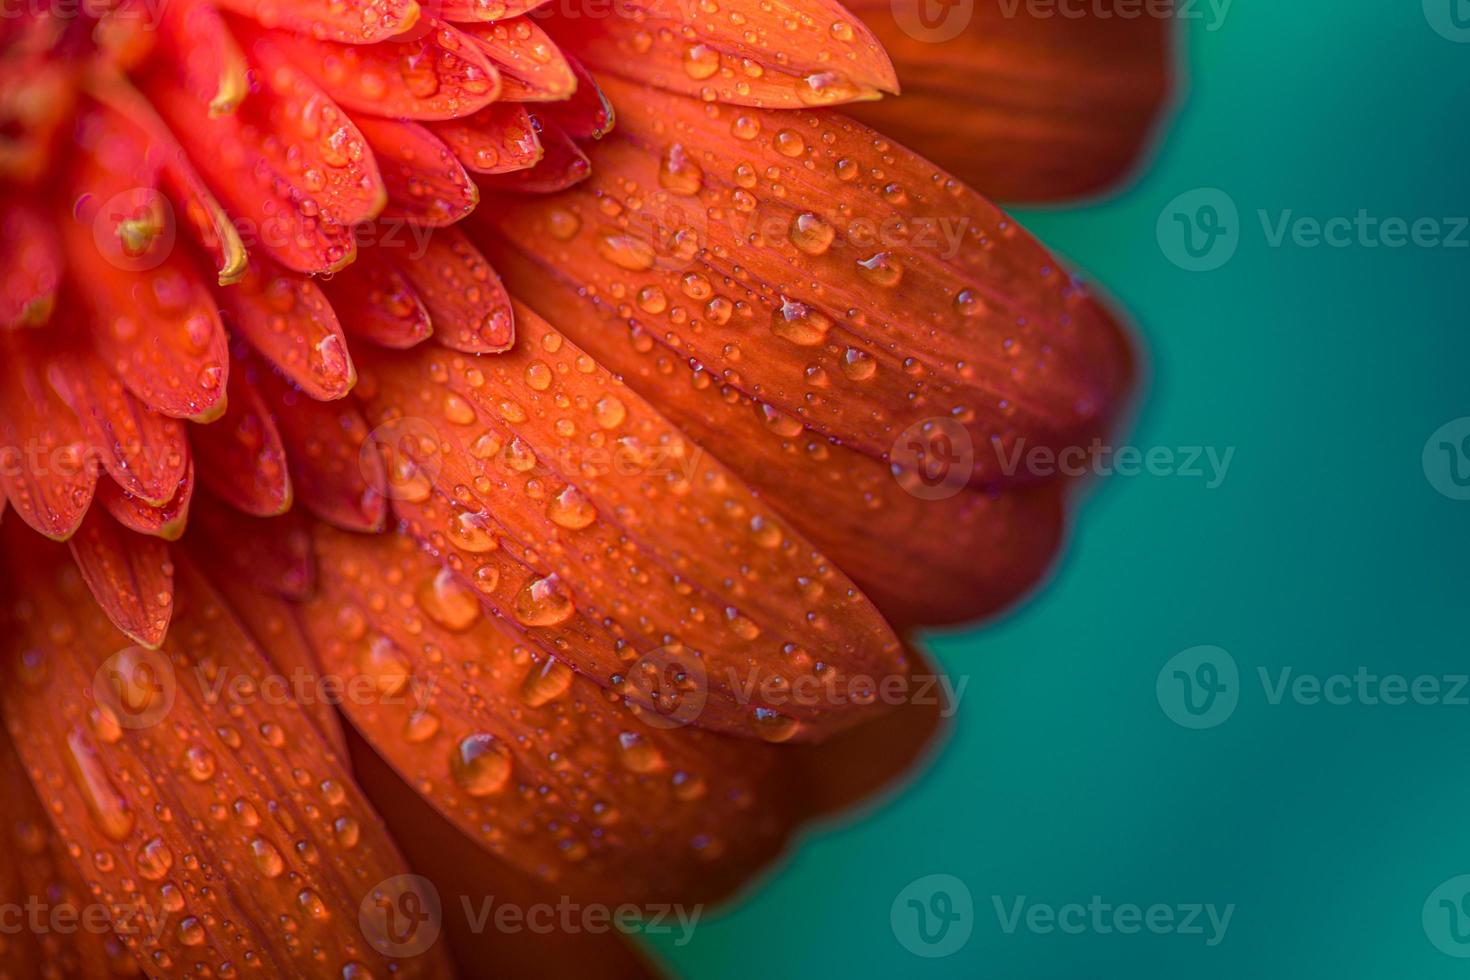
[844,0,1171,201]
[461,17,575,102]
[146,49,378,274]
[156,0,249,116]
[67,506,175,648]
[261,22,501,120]
[352,301,907,741]
[393,227,513,353]
[0,332,96,541]
[0,197,60,327]
[217,259,357,400]
[321,246,435,350]
[190,360,293,517]
[301,524,794,903]
[0,734,139,977]
[541,54,615,140]
[473,113,588,193]
[349,729,671,979]
[188,493,315,600]
[438,0,551,20]
[482,77,1136,487]
[0,543,450,978]
[354,115,479,228]
[98,461,195,541]
[213,0,422,43]
[545,0,896,107]
[428,103,543,175]
[47,342,191,507]
[253,367,388,532]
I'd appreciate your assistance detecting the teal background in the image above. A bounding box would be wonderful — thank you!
[649,4,1470,977]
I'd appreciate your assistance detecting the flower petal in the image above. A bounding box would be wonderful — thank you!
[322,247,435,350]
[844,0,1171,201]
[545,0,897,107]
[0,332,96,541]
[0,197,61,328]
[262,22,501,120]
[483,78,1136,487]
[189,493,316,600]
[541,54,615,140]
[438,0,551,20]
[253,366,389,532]
[461,17,576,102]
[67,506,175,649]
[352,301,907,740]
[394,227,514,353]
[0,543,450,978]
[47,342,191,507]
[300,524,794,903]
[157,0,250,116]
[98,462,195,541]
[218,259,357,400]
[214,0,422,43]
[473,113,589,193]
[190,360,293,517]
[428,103,543,175]
[354,115,479,228]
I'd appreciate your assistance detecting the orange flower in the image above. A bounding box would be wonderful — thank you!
[0,0,1166,974]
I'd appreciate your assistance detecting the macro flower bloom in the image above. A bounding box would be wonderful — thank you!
[0,0,1166,975]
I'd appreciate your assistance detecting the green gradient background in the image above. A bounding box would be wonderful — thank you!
[648,4,1470,977]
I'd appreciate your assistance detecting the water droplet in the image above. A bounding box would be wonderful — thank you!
[451,733,512,796]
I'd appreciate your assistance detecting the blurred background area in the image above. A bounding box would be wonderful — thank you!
[649,2,1470,976]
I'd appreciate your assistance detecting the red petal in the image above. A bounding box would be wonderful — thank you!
[437,0,551,20]
[354,115,479,228]
[67,506,175,648]
[473,113,588,193]
[217,259,357,400]
[254,368,389,532]
[352,302,906,741]
[0,197,60,327]
[461,17,575,101]
[429,103,543,175]
[393,227,514,353]
[0,332,96,540]
[545,0,897,107]
[483,77,1136,486]
[845,0,1171,201]
[98,461,195,541]
[301,524,794,903]
[0,545,450,978]
[190,360,293,517]
[261,22,501,121]
[321,247,434,350]
[189,493,315,600]
[157,0,249,116]
[214,0,421,43]
[541,54,615,140]
[48,343,190,506]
